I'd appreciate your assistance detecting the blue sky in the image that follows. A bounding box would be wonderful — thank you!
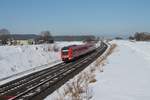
[0,0,150,36]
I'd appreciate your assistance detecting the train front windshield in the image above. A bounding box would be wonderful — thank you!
[62,49,68,55]
[62,46,69,55]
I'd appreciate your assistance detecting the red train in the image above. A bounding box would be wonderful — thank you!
[61,43,96,62]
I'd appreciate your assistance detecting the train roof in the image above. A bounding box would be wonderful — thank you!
[62,43,94,50]
[61,45,77,50]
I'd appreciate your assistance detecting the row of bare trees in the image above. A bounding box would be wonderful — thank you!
[128,32,150,41]
[0,28,53,45]
[134,32,150,41]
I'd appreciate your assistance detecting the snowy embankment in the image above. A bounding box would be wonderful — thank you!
[0,41,83,81]
[93,40,150,100]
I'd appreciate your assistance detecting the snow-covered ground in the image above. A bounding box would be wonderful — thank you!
[0,41,83,80]
[1,40,150,100]
[45,40,150,100]
[93,40,150,100]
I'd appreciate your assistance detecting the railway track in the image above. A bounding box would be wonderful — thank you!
[0,42,107,100]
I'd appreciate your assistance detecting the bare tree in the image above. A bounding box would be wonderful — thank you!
[134,32,142,41]
[0,28,11,44]
[39,30,53,43]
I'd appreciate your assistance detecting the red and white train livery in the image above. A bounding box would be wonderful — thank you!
[61,43,96,62]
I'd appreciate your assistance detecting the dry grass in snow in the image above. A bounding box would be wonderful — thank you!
[94,43,117,73]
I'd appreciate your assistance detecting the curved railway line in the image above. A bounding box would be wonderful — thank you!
[0,42,108,100]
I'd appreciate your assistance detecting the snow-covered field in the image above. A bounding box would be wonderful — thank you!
[0,41,83,80]
[93,40,150,100]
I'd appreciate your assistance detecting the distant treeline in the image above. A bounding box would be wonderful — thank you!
[10,35,95,41]
[54,35,95,41]
[129,32,150,41]
[134,32,150,41]
[0,28,96,45]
